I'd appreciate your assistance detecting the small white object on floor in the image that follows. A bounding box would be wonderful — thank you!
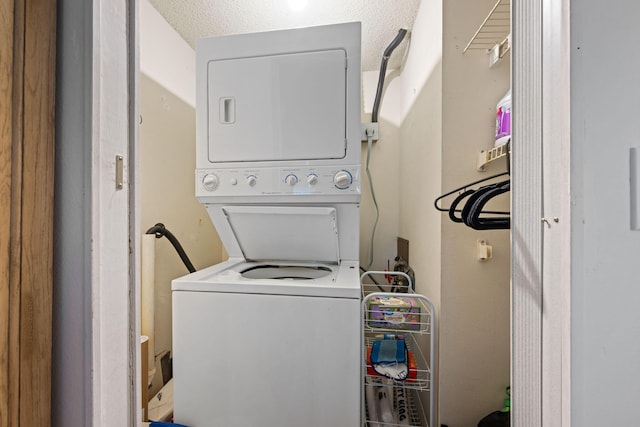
[148,378,174,422]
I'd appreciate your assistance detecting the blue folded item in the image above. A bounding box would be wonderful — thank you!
[370,339,406,364]
[370,339,408,380]
[150,422,189,427]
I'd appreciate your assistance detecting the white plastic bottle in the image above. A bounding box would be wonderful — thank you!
[365,378,381,426]
[495,89,511,147]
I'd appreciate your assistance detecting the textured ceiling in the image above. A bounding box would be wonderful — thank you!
[147,0,421,71]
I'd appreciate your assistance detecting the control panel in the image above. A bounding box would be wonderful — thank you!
[196,166,360,197]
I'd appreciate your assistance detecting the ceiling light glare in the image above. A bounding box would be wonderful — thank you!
[288,0,307,11]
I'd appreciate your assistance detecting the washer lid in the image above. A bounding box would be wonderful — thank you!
[221,206,340,263]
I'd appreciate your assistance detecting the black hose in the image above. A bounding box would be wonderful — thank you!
[371,29,408,123]
[146,223,196,273]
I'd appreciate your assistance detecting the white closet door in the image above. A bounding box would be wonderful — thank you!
[541,0,571,426]
[512,1,543,426]
[512,1,571,426]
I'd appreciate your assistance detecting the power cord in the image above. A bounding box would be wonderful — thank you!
[365,28,408,270]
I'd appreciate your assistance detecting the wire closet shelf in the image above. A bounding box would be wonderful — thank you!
[463,0,510,53]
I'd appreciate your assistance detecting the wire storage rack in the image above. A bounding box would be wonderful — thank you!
[361,271,436,427]
[463,0,511,54]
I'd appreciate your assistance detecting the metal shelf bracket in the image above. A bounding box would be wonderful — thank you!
[477,143,510,171]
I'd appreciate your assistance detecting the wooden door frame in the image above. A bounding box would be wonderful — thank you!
[0,0,57,426]
[0,0,16,420]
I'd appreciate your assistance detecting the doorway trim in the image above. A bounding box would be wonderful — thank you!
[511,0,544,422]
[90,0,137,425]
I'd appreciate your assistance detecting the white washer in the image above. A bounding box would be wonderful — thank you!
[173,204,362,426]
[173,259,361,426]
[172,23,362,427]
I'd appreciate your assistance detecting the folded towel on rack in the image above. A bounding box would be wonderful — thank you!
[370,339,408,380]
[149,422,189,427]
[371,339,406,363]
[373,362,408,380]
[367,348,417,380]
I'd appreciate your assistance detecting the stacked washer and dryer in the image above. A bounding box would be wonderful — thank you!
[172,23,363,426]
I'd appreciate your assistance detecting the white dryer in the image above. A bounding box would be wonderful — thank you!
[172,23,363,427]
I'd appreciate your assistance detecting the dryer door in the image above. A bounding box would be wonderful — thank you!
[207,49,347,163]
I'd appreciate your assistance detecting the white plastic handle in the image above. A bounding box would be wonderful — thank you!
[219,97,235,124]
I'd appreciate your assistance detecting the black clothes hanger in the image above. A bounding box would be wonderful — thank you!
[461,180,509,220]
[434,171,510,215]
[448,189,475,223]
[434,140,511,227]
[459,180,508,224]
[463,180,511,230]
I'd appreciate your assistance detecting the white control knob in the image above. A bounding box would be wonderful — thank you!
[246,175,257,187]
[202,173,219,191]
[333,170,352,189]
[230,178,238,186]
[285,174,298,186]
[307,174,319,185]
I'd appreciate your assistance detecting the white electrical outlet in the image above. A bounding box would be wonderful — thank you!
[361,123,379,142]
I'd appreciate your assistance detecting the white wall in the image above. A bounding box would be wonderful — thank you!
[139,75,222,376]
[139,0,222,395]
[359,97,401,271]
[439,1,511,425]
[571,1,640,424]
[395,1,444,424]
[360,0,443,278]
[140,0,195,108]
[395,0,443,309]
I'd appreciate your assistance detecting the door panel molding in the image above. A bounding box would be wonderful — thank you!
[512,1,572,426]
[0,0,15,421]
[0,0,56,426]
[512,0,544,425]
